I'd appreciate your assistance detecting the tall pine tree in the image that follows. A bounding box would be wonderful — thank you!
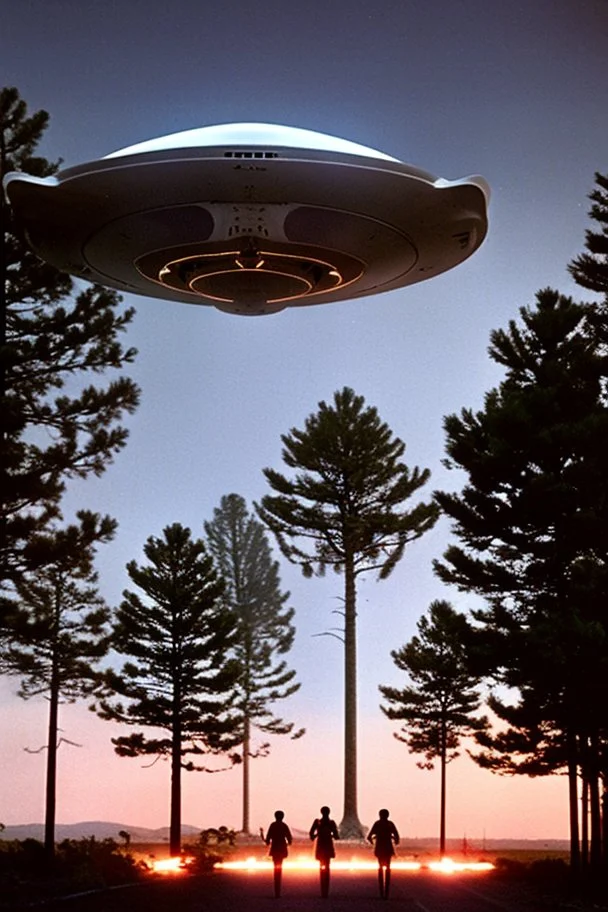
[379,600,487,855]
[96,524,241,856]
[434,289,608,874]
[257,387,438,837]
[1,86,139,592]
[5,512,115,860]
[569,172,608,297]
[204,493,304,835]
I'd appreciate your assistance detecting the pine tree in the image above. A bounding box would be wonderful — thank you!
[379,600,487,855]
[96,524,241,856]
[0,86,139,590]
[569,172,608,296]
[257,387,438,837]
[5,512,115,860]
[204,493,304,834]
[434,289,608,873]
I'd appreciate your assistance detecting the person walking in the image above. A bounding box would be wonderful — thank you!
[367,808,400,899]
[309,806,339,898]
[264,810,293,897]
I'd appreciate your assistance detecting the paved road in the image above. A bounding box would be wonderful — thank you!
[28,867,546,912]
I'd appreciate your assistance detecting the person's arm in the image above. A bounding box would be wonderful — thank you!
[309,820,318,840]
[286,826,293,845]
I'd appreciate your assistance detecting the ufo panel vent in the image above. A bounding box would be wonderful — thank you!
[223,150,279,159]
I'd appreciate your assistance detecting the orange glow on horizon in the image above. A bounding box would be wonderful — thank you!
[428,857,495,873]
[215,855,494,874]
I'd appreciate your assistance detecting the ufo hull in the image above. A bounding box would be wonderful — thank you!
[3,124,489,315]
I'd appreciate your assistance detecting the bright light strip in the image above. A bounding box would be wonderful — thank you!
[187,268,313,300]
[216,855,421,872]
[215,855,494,875]
[151,249,356,304]
[427,857,495,874]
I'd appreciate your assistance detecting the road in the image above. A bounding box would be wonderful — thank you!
[26,867,547,912]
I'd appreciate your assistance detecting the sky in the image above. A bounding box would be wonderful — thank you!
[1,0,607,842]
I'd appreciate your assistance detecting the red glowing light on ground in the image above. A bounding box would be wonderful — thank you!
[428,857,494,873]
[215,855,494,874]
[151,855,194,874]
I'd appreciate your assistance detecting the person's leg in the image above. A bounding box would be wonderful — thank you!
[320,862,330,897]
[273,862,282,897]
[384,863,391,899]
[377,864,384,897]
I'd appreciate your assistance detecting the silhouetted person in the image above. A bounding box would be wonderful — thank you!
[367,808,400,899]
[264,810,292,897]
[309,806,339,897]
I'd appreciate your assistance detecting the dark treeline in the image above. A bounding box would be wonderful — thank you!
[434,173,608,881]
[0,89,304,861]
[377,173,608,881]
[2,85,608,886]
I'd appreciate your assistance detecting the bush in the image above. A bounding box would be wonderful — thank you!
[187,827,238,873]
[0,836,146,906]
[55,836,146,887]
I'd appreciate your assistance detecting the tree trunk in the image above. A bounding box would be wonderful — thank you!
[567,733,581,877]
[439,720,447,857]
[581,774,589,870]
[170,705,182,856]
[589,732,602,875]
[44,662,60,861]
[601,783,608,873]
[242,716,250,834]
[339,553,364,838]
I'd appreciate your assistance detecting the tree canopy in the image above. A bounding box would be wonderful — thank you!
[258,387,438,837]
[380,599,487,854]
[205,493,304,834]
[96,523,241,855]
[434,287,608,872]
[1,86,139,591]
[5,511,115,857]
[569,171,608,296]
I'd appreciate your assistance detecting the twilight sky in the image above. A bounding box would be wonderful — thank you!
[1,0,607,841]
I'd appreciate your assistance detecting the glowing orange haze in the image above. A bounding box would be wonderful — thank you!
[215,857,494,873]
[153,855,494,875]
[0,684,568,841]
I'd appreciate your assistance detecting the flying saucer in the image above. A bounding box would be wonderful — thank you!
[3,123,489,316]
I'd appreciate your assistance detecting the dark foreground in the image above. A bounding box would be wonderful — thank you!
[7,867,589,912]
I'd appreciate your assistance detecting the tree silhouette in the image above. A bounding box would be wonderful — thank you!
[434,289,608,874]
[204,493,304,834]
[569,172,608,296]
[0,86,139,593]
[96,524,241,856]
[257,387,438,837]
[379,600,487,855]
[5,512,115,859]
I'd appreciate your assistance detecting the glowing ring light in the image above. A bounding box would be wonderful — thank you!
[3,123,489,315]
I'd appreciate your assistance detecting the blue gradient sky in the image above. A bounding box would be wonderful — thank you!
[1,0,606,839]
